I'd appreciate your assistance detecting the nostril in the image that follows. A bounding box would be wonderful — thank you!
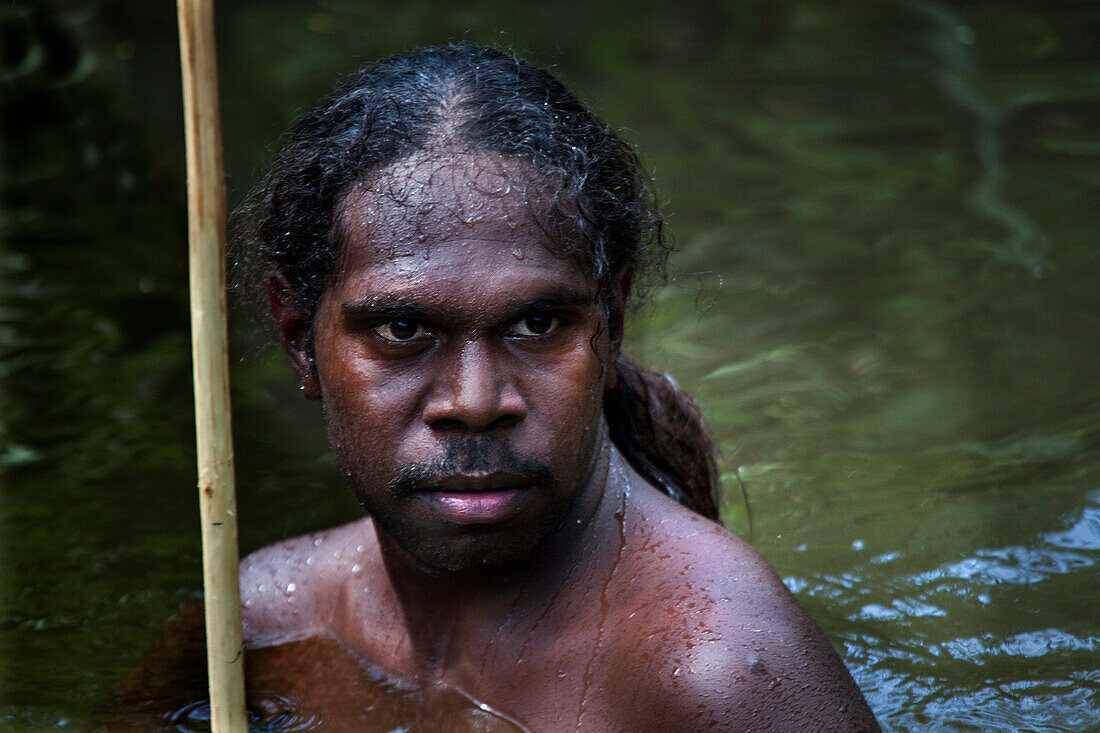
[427,412,521,434]
[489,414,521,430]
[428,417,468,433]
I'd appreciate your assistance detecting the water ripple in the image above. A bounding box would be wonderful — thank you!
[167,695,323,732]
[790,490,1100,730]
[939,628,1100,662]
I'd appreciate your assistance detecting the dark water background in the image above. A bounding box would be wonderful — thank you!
[3,1,1099,730]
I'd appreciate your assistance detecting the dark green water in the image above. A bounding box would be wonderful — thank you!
[3,1,1099,730]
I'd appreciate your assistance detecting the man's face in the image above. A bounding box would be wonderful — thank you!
[306,155,615,571]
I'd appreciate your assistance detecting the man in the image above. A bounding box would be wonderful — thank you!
[121,44,878,731]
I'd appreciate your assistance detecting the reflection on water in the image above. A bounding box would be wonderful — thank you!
[788,489,1100,731]
[913,0,1053,277]
[98,610,527,732]
[161,675,526,733]
[3,1,1099,731]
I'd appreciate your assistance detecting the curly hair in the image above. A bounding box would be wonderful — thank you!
[235,43,719,520]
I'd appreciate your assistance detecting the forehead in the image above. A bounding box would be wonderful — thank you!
[326,154,595,306]
[336,154,570,259]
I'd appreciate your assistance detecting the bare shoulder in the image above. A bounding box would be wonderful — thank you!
[239,517,378,647]
[610,484,879,731]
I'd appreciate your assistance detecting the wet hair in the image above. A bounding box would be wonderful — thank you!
[236,43,719,520]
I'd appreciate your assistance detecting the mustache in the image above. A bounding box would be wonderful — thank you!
[388,437,558,495]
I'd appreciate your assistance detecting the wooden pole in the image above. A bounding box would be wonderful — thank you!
[176,1,247,731]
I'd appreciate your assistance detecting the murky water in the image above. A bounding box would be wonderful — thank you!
[94,607,526,732]
[3,1,1098,730]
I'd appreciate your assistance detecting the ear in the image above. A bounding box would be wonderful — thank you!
[267,273,322,400]
[603,266,633,391]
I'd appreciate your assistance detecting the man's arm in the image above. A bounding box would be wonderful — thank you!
[608,491,880,732]
[635,552,880,732]
[685,609,879,731]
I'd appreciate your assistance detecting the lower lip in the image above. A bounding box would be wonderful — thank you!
[424,488,528,524]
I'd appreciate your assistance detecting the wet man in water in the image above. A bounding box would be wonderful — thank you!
[116,45,877,731]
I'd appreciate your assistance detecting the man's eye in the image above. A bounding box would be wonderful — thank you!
[373,320,427,342]
[511,315,559,337]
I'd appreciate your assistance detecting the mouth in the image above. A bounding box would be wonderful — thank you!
[417,474,533,524]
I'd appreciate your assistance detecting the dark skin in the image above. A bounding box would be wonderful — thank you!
[108,154,877,731]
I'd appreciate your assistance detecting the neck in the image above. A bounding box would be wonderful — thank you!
[375,436,631,676]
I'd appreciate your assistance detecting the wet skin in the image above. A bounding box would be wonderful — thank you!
[242,155,880,730]
[285,155,616,575]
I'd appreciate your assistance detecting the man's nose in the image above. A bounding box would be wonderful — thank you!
[422,340,526,432]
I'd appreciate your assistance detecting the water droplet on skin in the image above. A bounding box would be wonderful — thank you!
[352,564,362,573]
[333,551,341,559]
[258,584,266,593]
[416,233,427,243]
[423,253,430,260]
[313,538,323,547]
[243,599,252,608]
[512,245,524,259]
[355,545,364,553]
[673,667,681,677]
[286,583,297,593]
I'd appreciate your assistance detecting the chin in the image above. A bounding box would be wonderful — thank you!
[411,543,533,573]
[375,512,565,574]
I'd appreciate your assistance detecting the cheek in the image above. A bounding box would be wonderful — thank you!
[321,371,425,453]
[521,342,608,445]
[314,344,424,453]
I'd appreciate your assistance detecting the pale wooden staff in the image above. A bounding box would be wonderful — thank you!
[176,0,247,730]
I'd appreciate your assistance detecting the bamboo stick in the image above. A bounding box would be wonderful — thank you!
[176,1,247,730]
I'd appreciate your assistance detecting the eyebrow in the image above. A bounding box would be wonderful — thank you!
[506,286,596,316]
[341,297,435,321]
[340,285,596,322]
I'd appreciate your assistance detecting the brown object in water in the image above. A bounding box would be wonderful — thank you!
[96,603,525,732]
